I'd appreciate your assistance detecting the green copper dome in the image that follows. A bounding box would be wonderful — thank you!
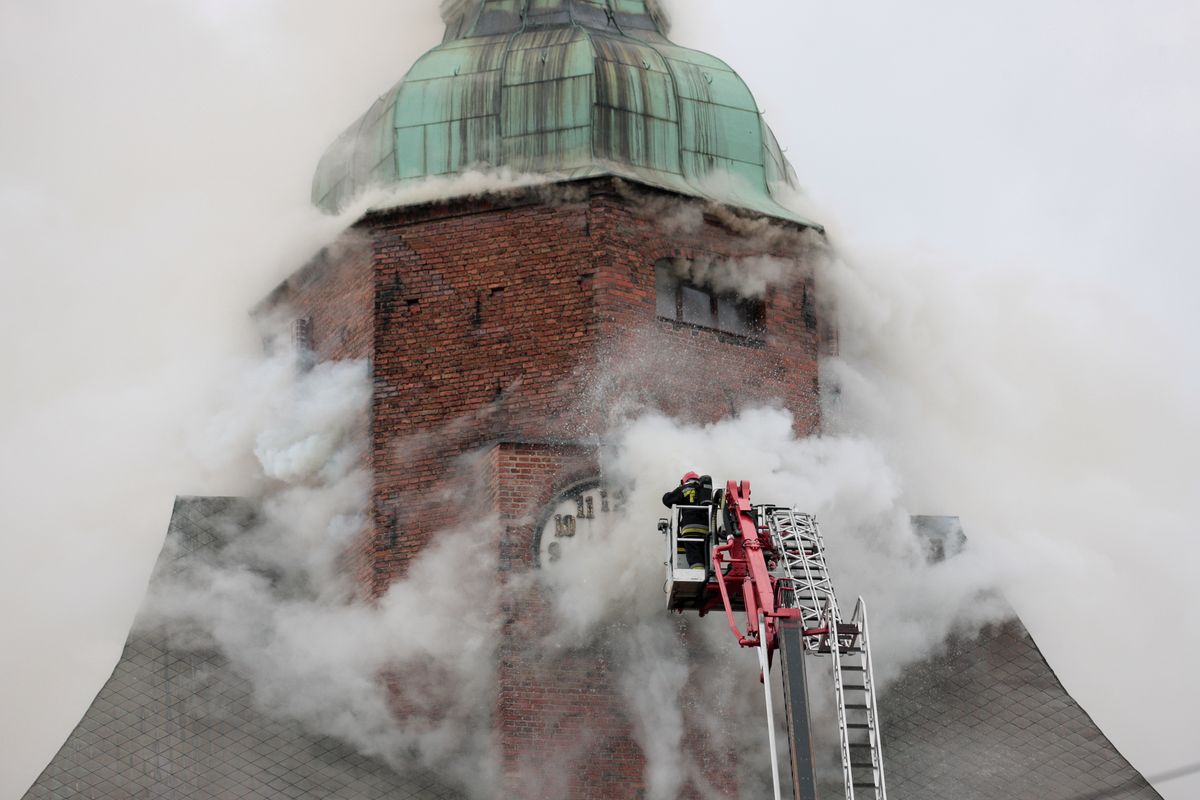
[313,0,814,226]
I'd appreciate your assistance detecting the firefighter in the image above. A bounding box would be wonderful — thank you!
[662,472,714,569]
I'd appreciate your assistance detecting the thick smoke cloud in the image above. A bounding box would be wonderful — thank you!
[140,352,500,793]
[533,401,1015,798]
[112,278,1012,800]
[5,2,1199,800]
[816,237,1200,795]
[0,2,445,796]
[666,3,1200,797]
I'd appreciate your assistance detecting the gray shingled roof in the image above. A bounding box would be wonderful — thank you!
[882,618,1161,800]
[22,497,461,800]
[882,518,1160,800]
[25,500,1161,799]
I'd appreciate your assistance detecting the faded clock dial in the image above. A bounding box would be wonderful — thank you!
[535,480,624,568]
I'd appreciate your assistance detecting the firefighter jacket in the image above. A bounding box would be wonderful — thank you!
[662,475,714,508]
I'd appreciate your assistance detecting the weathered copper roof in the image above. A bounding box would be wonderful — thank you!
[312,0,813,226]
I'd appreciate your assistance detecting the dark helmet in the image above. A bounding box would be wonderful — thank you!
[680,471,699,484]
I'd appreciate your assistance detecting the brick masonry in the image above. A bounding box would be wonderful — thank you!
[259,177,822,799]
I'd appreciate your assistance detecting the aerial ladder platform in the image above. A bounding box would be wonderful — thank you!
[660,480,887,800]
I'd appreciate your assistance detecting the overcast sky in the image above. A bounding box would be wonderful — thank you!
[2,1,1198,798]
[700,4,1199,797]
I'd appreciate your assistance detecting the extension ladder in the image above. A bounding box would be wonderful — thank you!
[765,508,888,800]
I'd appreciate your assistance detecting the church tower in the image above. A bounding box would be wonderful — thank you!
[263,1,824,796]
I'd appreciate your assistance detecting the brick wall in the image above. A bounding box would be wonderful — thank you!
[484,443,640,799]
[259,178,822,798]
[256,232,376,363]
[587,186,822,431]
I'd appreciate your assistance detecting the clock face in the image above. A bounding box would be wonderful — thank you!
[535,480,624,568]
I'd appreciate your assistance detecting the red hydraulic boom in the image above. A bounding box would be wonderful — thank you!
[710,479,801,667]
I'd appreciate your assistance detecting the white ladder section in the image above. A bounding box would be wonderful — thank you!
[765,508,888,800]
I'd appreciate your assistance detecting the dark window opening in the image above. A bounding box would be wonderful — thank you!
[292,317,315,370]
[680,284,711,326]
[655,260,764,338]
[655,266,677,318]
[292,317,313,352]
[801,284,818,331]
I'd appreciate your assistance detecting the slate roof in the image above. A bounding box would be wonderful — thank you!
[882,618,1161,800]
[22,497,461,800]
[24,500,1161,799]
[879,518,1160,800]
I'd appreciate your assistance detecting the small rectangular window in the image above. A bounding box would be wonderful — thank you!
[292,317,313,352]
[292,317,315,370]
[654,258,764,340]
[716,295,751,336]
[656,263,678,319]
[680,284,712,327]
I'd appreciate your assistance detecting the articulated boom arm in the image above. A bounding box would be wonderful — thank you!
[711,480,800,666]
[660,478,888,799]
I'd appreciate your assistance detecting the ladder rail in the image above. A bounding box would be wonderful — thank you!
[758,616,784,800]
[853,598,888,799]
[828,604,857,800]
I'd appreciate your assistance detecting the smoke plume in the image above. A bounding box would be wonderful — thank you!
[6,2,1198,800]
[0,2,446,796]
[138,347,502,794]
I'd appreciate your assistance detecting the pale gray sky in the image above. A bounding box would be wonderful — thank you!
[1,2,1197,798]
[673,3,1199,797]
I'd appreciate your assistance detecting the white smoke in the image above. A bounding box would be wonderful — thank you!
[343,166,556,220]
[530,399,1017,797]
[6,2,1198,799]
[677,4,1200,791]
[186,355,373,597]
[140,350,502,795]
[815,235,1200,795]
[616,621,691,800]
[662,254,801,300]
[0,2,448,796]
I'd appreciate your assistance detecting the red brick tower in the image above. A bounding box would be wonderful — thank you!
[262,2,825,796]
